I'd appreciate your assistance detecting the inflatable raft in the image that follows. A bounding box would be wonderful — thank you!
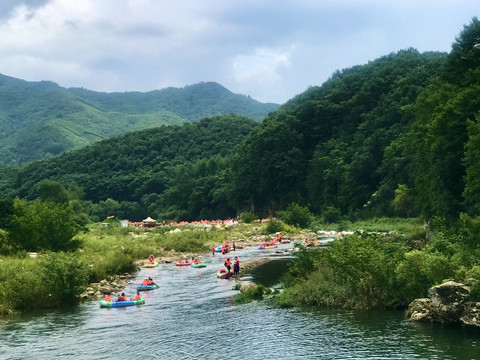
[99,298,145,308]
[216,268,230,279]
[143,262,159,268]
[191,263,207,268]
[215,247,222,252]
[176,262,193,266]
[265,245,278,249]
[136,284,158,291]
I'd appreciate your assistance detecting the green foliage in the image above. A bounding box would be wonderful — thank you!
[0,252,89,311]
[321,206,342,224]
[234,284,271,304]
[239,211,257,223]
[37,179,69,203]
[264,220,284,234]
[277,203,313,228]
[276,233,408,309]
[396,250,457,300]
[8,198,85,252]
[392,184,414,217]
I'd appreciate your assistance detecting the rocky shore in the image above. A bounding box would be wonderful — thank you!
[80,273,135,300]
[406,281,480,328]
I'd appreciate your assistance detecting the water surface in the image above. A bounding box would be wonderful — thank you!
[1,244,478,359]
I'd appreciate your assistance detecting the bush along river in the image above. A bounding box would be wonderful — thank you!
[0,243,479,359]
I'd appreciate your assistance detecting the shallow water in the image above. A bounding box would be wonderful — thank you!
[0,243,478,359]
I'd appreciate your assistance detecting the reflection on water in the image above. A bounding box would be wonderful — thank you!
[0,243,478,359]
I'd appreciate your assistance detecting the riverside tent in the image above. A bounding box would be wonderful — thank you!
[142,217,157,227]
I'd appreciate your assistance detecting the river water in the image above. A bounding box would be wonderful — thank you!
[0,243,479,359]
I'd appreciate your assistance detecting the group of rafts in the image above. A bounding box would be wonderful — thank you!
[100,236,288,308]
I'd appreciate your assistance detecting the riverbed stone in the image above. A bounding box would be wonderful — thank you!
[405,298,433,321]
[99,285,113,294]
[460,302,480,326]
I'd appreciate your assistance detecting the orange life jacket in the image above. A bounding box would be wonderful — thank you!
[134,294,141,300]
[142,279,149,285]
[105,295,113,302]
[225,259,231,267]
[234,259,239,266]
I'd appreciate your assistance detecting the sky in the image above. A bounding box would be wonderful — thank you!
[0,0,478,104]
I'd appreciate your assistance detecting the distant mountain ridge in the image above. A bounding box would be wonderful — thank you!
[0,74,279,164]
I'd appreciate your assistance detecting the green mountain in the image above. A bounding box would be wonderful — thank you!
[0,75,279,164]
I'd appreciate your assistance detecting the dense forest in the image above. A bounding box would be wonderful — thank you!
[0,78,278,164]
[1,19,480,225]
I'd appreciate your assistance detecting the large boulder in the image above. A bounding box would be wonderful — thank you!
[406,281,480,327]
[428,281,470,315]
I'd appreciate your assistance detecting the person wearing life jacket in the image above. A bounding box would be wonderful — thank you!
[105,294,113,302]
[233,256,240,276]
[134,292,142,300]
[212,245,216,255]
[142,278,149,286]
[224,258,231,273]
[147,277,155,285]
[117,293,127,302]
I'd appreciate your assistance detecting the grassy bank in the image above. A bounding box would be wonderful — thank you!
[275,215,480,310]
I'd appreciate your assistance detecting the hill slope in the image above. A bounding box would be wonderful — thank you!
[0,75,278,164]
[6,114,258,205]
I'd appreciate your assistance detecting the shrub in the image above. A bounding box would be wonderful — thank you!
[264,220,284,234]
[240,211,257,223]
[321,206,342,223]
[277,203,313,228]
[234,284,271,304]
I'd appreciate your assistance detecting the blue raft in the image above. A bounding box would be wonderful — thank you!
[99,298,145,308]
[136,284,159,291]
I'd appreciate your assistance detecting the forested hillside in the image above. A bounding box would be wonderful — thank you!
[0,77,278,164]
[2,19,480,224]
[1,114,257,220]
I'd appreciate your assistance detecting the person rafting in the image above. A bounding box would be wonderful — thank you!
[224,258,231,273]
[134,292,142,300]
[105,294,113,302]
[117,293,127,302]
[148,254,154,262]
[233,256,240,276]
[147,277,155,285]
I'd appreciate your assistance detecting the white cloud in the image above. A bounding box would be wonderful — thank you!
[0,0,477,103]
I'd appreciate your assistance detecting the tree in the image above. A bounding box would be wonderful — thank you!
[392,184,414,217]
[9,199,85,252]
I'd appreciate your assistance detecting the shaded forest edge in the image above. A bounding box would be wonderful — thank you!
[2,19,480,317]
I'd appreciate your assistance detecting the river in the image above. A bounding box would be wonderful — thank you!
[0,243,478,359]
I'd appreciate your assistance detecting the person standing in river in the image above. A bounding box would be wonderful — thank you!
[233,256,240,276]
